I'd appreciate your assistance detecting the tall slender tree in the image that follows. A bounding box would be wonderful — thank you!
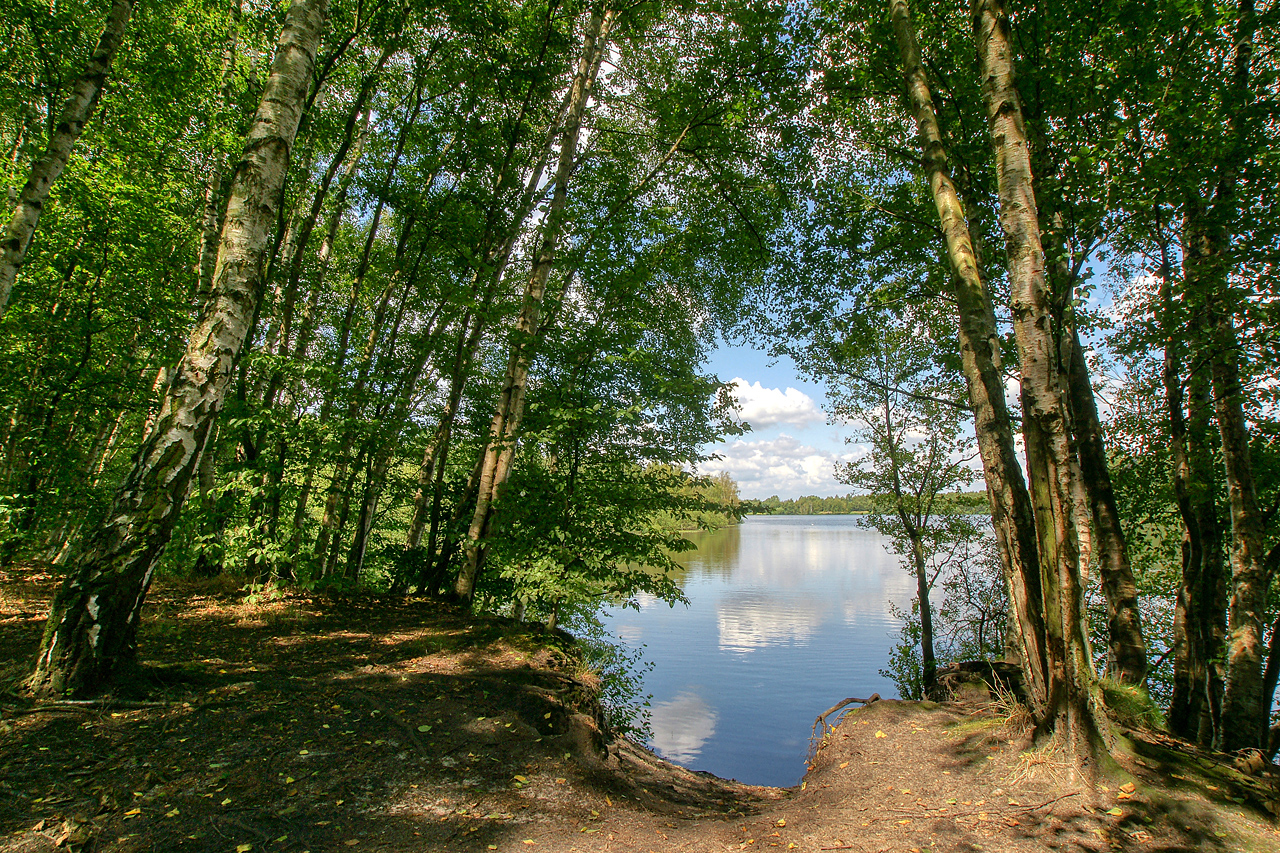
[28,0,330,697]
[0,0,134,319]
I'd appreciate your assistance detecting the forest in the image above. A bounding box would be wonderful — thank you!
[0,0,1277,791]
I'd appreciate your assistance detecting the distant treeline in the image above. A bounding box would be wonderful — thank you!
[752,492,989,515]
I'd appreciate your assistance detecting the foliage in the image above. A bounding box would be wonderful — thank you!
[881,600,924,701]
[560,604,655,739]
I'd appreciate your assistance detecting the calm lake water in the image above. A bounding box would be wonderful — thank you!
[602,514,915,788]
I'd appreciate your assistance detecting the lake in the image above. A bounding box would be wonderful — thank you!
[602,514,915,788]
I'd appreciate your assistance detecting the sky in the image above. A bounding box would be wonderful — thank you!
[699,339,862,501]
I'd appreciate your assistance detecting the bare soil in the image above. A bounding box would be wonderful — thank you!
[2,570,1278,853]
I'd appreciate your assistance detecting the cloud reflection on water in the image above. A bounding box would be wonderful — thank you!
[648,691,717,763]
[716,591,827,652]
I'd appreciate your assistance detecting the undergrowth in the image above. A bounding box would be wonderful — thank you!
[1101,678,1164,731]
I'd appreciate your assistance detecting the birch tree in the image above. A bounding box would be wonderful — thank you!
[0,0,133,319]
[29,0,329,697]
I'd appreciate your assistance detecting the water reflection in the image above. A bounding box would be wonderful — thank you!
[716,591,827,652]
[648,691,717,763]
[604,515,914,787]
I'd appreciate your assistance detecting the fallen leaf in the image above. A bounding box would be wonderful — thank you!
[776,818,786,827]
[1117,791,1133,800]
[221,798,232,806]
[1106,807,1124,816]
[874,730,887,738]
[417,725,431,733]
[839,761,849,769]
[124,809,141,817]
[165,808,180,818]
[1120,782,1136,793]
[513,775,528,783]
[236,845,252,853]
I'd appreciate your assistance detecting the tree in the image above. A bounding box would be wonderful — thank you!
[455,2,620,604]
[28,0,329,697]
[829,307,982,698]
[0,0,133,319]
[972,0,1109,768]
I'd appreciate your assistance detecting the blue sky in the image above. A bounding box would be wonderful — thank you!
[700,339,860,500]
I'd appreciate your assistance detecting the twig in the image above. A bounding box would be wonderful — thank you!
[3,698,173,715]
[1018,790,1084,812]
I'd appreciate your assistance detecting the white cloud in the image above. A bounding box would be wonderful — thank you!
[706,434,864,499]
[728,378,824,429]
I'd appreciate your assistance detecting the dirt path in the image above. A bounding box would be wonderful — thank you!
[3,574,1278,852]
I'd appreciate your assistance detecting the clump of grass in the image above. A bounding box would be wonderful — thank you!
[1100,678,1164,731]
[991,676,1034,739]
[1010,738,1070,787]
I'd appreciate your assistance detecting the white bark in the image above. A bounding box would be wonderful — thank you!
[0,0,133,319]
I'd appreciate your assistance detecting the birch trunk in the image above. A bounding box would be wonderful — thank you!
[28,0,329,698]
[0,0,133,319]
[972,0,1108,770]
[888,0,1048,713]
[455,5,617,603]
[405,320,480,551]
[195,0,246,309]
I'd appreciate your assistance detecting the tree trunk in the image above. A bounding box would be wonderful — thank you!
[27,0,329,698]
[311,225,420,573]
[1166,266,1206,740]
[1164,244,1228,745]
[888,0,1048,713]
[1066,331,1146,685]
[0,0,133,319]
[1209,299,1271,751]
[271,46,390,367]
[194,0,246,311]
[455,4,618,604]
[972,0,1108,772]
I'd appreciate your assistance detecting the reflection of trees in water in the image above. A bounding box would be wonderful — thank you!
[669,524,742,581]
